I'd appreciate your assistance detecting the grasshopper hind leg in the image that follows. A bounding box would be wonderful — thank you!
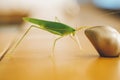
[0,25,37,61]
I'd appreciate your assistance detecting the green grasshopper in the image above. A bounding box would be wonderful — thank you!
[0,17,88,61]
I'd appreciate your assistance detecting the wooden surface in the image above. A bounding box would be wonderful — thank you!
[0,2,120,80]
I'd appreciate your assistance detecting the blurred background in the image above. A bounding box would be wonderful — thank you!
[0,0,120,26]
[0,0,120,25]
